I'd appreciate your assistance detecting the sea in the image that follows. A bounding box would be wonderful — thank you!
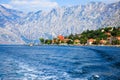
[0,45,120,80]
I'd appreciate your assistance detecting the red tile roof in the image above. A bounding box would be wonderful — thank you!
[58,35,64,41]
[88,39,95,43]
[100,40,107,44]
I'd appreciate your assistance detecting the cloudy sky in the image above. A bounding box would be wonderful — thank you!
[0,0,120,12]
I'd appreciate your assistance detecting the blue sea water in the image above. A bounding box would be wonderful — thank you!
[0,45,120,80]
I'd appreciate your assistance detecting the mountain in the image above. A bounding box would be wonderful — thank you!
[0,5,24,27]
[0,1,120,44]
[0,5,25,44]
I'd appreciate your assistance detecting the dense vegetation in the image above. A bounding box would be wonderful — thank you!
[40,27,120,45]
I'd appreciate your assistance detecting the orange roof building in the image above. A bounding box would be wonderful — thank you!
[100,40,107,44]
[87,39,96,45]
[58,35,64,41]
[74,39,80,44]
[105,32,111,36]
[116,36,120,41]
[64,39,70,43]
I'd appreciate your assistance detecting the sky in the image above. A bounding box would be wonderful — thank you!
[0,0,120,12]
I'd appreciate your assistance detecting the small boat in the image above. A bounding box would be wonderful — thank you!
[29,43,33,46]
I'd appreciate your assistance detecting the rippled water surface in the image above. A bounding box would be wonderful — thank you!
[0,45,120,80]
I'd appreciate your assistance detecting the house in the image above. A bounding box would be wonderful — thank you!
[63,39,70,43]
[116,36,120,41]
[74,39,80,44]
[87,39,96,45]
[105,32,111,37]
[100,39,107,45]
[52,39,55,44]
[58,35,64,41]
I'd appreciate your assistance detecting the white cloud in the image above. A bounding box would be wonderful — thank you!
[5,0,59,12]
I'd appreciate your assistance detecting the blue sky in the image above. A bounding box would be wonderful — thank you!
[0,0,120,12]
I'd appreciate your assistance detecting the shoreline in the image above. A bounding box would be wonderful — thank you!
[0,44,120,47]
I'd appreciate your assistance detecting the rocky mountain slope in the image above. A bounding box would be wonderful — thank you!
[0,1,120,44]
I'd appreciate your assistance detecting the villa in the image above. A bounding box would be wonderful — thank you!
[87,39,96,45]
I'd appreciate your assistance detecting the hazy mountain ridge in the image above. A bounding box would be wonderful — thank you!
[0,1,120,44]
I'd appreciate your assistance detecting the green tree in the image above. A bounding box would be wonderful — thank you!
[39,38,44,44]
[93,38,100,45]
[74,34,80,39]
[45,39,52,44]
[112,40,120,45]
[68,34,74,40]
[98,33,107,40]
[67,40,73,44]
[80,37,87,45]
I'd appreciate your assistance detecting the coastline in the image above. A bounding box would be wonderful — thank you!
[0,44,120,47]
[29,44,120,47]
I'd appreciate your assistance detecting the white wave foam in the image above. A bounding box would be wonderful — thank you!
[17,62,40,79]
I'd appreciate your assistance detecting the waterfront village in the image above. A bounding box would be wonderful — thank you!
[39,27,120,46]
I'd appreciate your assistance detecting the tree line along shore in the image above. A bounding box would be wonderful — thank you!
[39,27,120,46]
